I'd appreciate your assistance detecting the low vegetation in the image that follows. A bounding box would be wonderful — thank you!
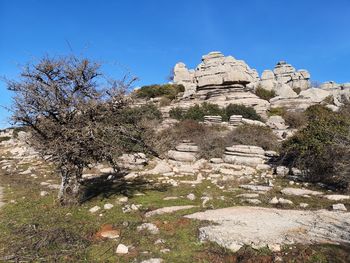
[255,86,276,101]
[154,120,279,159]
[134,84,185,100]
[169,103,262,122]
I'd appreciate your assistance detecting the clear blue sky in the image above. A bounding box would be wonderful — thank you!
[1,0,350,128]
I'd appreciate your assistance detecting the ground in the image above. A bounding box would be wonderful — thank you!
[1,139,350,262]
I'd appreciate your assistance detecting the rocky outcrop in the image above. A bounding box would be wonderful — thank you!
[173,52,270,117]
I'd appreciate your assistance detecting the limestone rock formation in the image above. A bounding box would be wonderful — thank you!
[222,145,269,167]
[173,51,270,117]
[168,141,198,162]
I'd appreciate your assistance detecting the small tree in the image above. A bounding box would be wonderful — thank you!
[7,56,157,205]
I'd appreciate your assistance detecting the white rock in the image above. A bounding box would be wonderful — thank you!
[186,193,196,200]
[89,206,101,213]
[140,258,164,263]
[104,203,114,210]
[115,244,129,254]
[40,191,49,197]
[299,203,309,208]
[324,195,350,201]
[137,223,159,234]
[145,205,196,217]
[281,187,323,196]
[332,203,347,211]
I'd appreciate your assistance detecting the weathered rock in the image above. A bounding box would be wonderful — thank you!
[240,184,272,192]
[223,145,267,167]
[266,116,288,130]
[116,244,129,254]
[332,203,347,211]
[185,206,350,252]
[137,223,159,234]
[140,258,164,263]
[145,205,197,217]
[281,187,323,196]
[168,141,198,162]
[324,195,350,201]
[118,153,148,170]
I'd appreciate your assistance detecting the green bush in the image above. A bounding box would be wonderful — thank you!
[225,104,262,121]
[255,87,276,101]
[135,84,184,100]
[280,104,350,191]
[0,136,11,143]
[170,103,262,122]
[292,87,301,94]
[268,107,286,116]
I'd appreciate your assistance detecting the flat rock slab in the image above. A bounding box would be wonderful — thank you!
[324,195,350,201]
[145,205,197,217]
[185,206,350,252]
[240,184,272,192]
[281,187,323,196]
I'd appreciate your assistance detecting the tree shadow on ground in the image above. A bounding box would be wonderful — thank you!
[80,172,168,203]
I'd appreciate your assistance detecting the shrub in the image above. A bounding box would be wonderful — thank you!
[169,103,262,122]
[280,104,350,191]
[135,84,184,100]
[0,136,11,143]
[255,87,276,101]
[292,87,301,94]
[169,103,225,121]
[225,104,262,121]
[227,124,280,151]
[282,111,307,128]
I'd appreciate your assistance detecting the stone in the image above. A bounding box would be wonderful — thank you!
[275,166,289,177]
[332,203,347,211]
[145,160,173,175]
[140,258,164,263]
[40,191,49,197]
[223,145,267,167]
[210,158,223,164]
[89,206,101,213]
[266,116,288,130]
[145,205,196,217]
[118,153,148,170]
[239,184,272,192]
[117,196,128,203]
[204,115,222,124]
[104,203,114,210]
[168,150,196,162]
[185,206,350,252]
[281,187,323,196]
[115,244,128,254]
[100,230,120,239]
[299,203,309,208]
[137,223,159,234]
[324,195,350,201]
[269,197,279,204]
[187,193,196,200]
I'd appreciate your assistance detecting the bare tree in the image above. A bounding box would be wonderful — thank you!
[7,56,156,205]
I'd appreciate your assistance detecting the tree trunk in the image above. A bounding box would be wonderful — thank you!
[58,166,84,205]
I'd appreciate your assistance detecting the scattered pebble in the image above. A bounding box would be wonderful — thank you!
[40,191,49,197]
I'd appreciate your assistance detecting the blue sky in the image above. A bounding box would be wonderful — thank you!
[1,0,350,128]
